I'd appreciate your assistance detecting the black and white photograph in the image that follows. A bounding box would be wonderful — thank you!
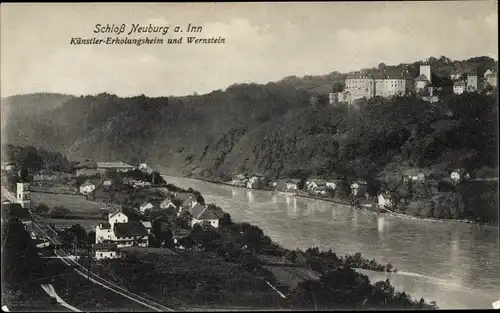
[1,1,499,311]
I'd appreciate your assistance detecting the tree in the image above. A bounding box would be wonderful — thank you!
[86,230,96,245]
[33,203,50,216]
[2,219,44,285]
[332,82,345,93]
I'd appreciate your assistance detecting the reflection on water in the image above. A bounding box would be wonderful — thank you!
[246,190,254,203]
[352,209,358,228]
[377,216,385,240]
[163,176,500,309]
[231,187,237,197]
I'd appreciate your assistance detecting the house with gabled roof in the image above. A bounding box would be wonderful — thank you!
[285,179,301,191]
[160,197,177,211]
[95,208,149,248]
[94,243,122,260]
[305,178,326,191]
[189,203,219,228]
[139,201,154,213]
[79,181,96,195]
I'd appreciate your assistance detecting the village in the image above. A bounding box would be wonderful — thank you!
[1,160,225,263]
[227,166,477,215]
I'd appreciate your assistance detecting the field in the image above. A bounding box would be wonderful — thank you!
[3,283,71,312]
[31,192,104,218]
[265,265,321,290]
[45,259,156,312]
[107,250,285,310]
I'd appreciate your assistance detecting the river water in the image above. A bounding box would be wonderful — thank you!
[163,175,499,309]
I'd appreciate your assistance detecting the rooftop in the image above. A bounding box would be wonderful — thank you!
[113,221,149,238]
[97,162,134,169]
[189,203,218,220]
[415,74,429,82]
[95,243,118,251]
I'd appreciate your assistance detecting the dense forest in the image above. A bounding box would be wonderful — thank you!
[2,144,73,173]
[1,56,497,183]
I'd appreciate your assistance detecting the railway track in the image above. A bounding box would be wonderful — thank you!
[30,215,177,312]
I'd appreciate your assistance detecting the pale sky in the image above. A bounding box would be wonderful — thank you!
[1,2,498,97]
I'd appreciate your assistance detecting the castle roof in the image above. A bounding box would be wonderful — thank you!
[415,74,429,82]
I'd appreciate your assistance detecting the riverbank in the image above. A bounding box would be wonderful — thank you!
[180,175,498,228]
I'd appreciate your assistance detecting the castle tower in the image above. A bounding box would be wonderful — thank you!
[16,182,31,209]
[419,65,432,84]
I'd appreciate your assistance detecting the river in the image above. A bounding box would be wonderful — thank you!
[162,175,499,309]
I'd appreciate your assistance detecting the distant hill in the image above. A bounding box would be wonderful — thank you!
[1,93,74,145]
[1,56,497,182]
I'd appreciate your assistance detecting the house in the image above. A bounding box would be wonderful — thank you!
[466,68,478,92]
[95,209,149,248]
[285,179,301,191]
[179,195,198,215]
[94,243,121,260]
[350,180,368,197]
[414,74,429,92]
[96,162,134,175]
[189,203,219,228]
[484,69,493,78]
[269,181,278,188]
[246,173,265,189]
[325,181,337,190]
[231,174,247,186]
[453,81,466,95]
[310,186,328,196]
[450,169,470,183]
[141,221,152,234]
[139,202,154,213]
[160,197,177,211]
[138,163,153,174]
[79,181,96,195]
[1,162,16,171]
[485,71,497,88]
[378,192,392,208]
[402,169,426,183]
[450,69,466,80]
[305,179,326,190]
[102,180,112,187]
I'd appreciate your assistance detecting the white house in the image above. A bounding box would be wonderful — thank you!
[450,169,470,183]
[94,243,121,260]
[378,193,392,208]
[102,180,112,187]
[403,169,426,183]
[138,163,153,174]
[285,179,300,191]
[95,210,149,248]
[139,202,154,213]
[79,182,96,195]
[246,174,265,189]
[305,179,326,191]
[311,186,328,196]
[189,203,219,228]
[160,198,177,211]
[141,221,152,234]
[484,69,493,78]
[453,81,466,95]
[325,181,337,190]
